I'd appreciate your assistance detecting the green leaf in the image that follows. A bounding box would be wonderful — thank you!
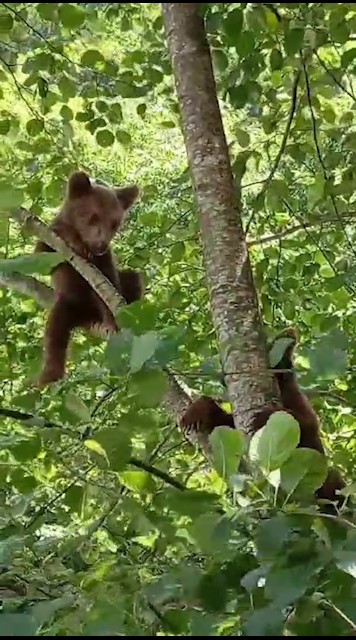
[335,551,356,579]
[60,105,74,121]
[26,118,44,136]
[284,28,304,55]
[0,14,13,32]
[130,331,160,373]
[279,448,328,496]
[223,9,243,43]
[243,606,285,636]
[255,515,293,560]
[119,470,155,493]
[0,119,10,135]
[59,4,85,28]
[106,329,132,375]
[235,128,250,148]
[269,336,294,368]
[191,513,232,556]
[58,75,77,99]
[84,439,108,462]
[137,103,147,118]
[270,48,283,71]
[264,8,279,32]
[115,129,132,146]
[81,49,105,68]
[249,411,300,472]
[341,47,356,69]
[265,560,322,607]
[229,83,248,109]
[209,426,245,481]
[36,3,58,21]
[308,331,348,380]
[96,129,114,148]
[65,392,91,422]
[212,49,229,72]
[95,427,131,471]
[0,184,24,210]
[64,485,83,514]
[11,436,41,462]
[129,368,169,408]
[0,252,63,275]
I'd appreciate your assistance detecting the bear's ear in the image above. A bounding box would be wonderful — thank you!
[67,171,92,198]
[115,185,140,211]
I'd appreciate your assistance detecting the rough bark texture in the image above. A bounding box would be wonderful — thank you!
[162,3,277,431]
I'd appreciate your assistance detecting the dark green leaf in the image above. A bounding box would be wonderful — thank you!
[26,118,44,136]
[81,49,105,67]
[0,14,13,32]
[243,606,285,636]
[270,48,283,71]
[0,119,10,135]
[59,4,85,28]
[96,129,114,148]
[223,9,244,43]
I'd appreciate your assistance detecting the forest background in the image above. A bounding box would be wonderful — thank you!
[0,2,355,636]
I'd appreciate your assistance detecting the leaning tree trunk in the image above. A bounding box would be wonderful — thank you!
[162,3,277,431]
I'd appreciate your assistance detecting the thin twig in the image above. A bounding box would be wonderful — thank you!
[248,213,356,247]
[314,50,356,102]
[246,69,300,234]
[322,599,356,633]
[129,456,186,491]
[302,59,356,258]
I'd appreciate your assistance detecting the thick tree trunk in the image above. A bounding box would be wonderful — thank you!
[162,3,277,431]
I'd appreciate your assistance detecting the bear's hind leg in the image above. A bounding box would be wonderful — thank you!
[38,297,78,387]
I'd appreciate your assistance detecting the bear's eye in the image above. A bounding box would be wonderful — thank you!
[89,213,99,225]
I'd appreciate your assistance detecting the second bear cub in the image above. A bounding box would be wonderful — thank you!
[35,170,143,386]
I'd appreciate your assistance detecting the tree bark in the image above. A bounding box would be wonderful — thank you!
[162,3,277,431]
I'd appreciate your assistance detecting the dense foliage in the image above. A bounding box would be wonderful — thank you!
[0,2,355,635]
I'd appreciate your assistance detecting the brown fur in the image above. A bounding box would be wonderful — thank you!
[35,171,144,386]
[180,328,346,508]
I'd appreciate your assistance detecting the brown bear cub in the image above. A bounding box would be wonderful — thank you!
[35,170,143,387]
[180,328,346,508]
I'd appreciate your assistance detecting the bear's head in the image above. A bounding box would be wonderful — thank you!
[63,171,140,256]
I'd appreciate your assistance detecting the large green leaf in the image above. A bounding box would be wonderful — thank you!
[249,411,300,472]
